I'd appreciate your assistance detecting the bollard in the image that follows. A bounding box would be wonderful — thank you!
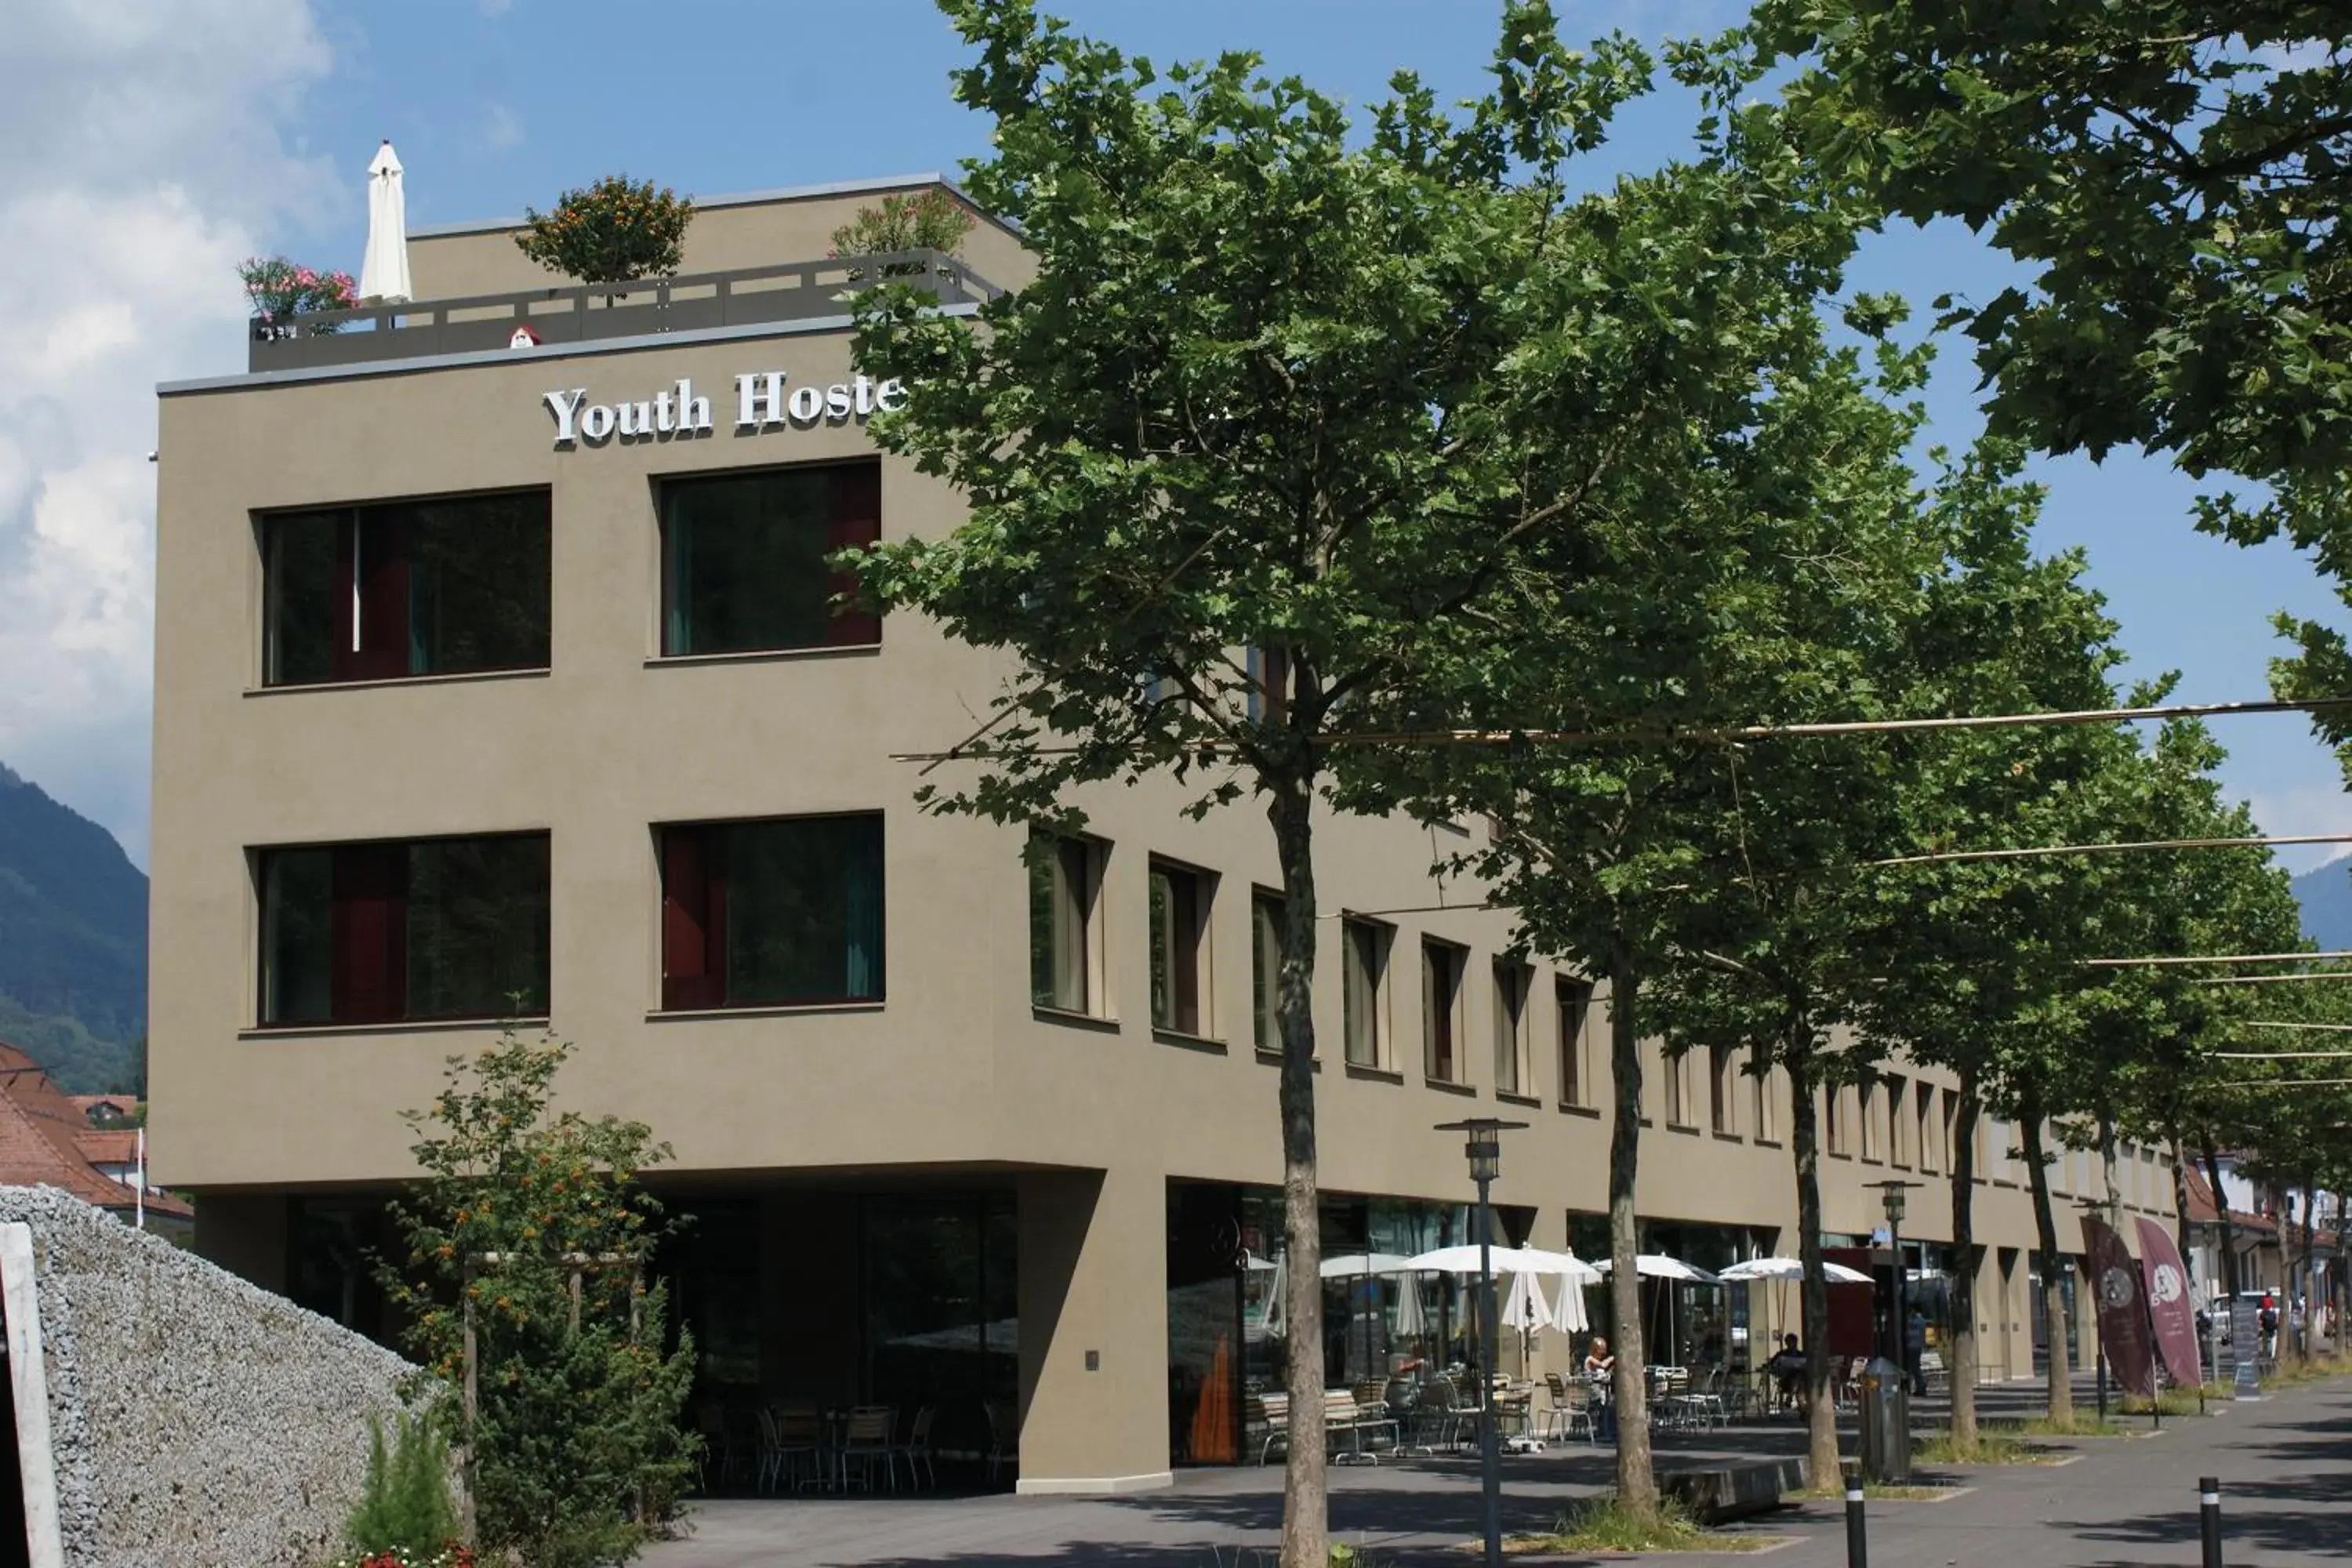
[2200,1475,2223,1568]
[1844,1461,1868,1568]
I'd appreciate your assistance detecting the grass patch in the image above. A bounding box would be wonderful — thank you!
[2259,1356,2352,1391]
[2120,1385,2227,1417]
[2009,1413,2129,1438]
[1911,1429,2048,1465]
[1507,1497,1771,1555]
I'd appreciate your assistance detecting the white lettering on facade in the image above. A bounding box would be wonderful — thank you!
[551,371,907,450]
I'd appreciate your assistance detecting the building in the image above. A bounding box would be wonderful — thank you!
[0,1044,187,1236]
[152,172,2182,1494]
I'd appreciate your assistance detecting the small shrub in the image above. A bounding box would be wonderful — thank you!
[514,175,694,286]
[829,188,978,276]
[343,1410,459,1558]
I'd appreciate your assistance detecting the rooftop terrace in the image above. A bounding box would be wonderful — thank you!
[246,249,1001,373]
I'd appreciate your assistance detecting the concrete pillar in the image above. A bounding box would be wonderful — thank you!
[1014,1167,1170,1494]
[192,1192,289,1290]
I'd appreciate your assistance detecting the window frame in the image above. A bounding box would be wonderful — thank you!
[1555,978,1593,1109]
[1147,855,1214,1037]
[1492,960,1533,1098]
[1029,828,1106,1018]
[252,830,552,1029]
[1826,1084,1849,1157]
[1250,888,1286,1054]
[1341,916,1392,1069]
[1918,1082,1940,1175]
[1708,1044,1736,1137]
[1421,938,1468,1085]
[655,459,882,660]
[658,811,887,1012]
[1752,1051,1779,1143]
[257,486,554,688]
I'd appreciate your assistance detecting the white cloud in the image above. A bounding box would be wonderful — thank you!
[485,102,523,152]
[2244,781,2352,874]
[0,1,332,866]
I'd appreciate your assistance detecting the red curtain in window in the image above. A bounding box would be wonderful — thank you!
[332,844,407,1022]
[827,463,882,646]
[662,827,726,1011]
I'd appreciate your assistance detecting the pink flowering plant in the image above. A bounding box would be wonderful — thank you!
[239,255,358,336]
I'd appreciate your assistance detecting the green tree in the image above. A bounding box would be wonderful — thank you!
[840,0,1860,1542]
[515,175,695,287]
[381,1030,699,1568]
[1757,2,2352,762]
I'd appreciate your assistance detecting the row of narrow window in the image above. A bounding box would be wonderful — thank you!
[259,462,880,686]
[1026,830,1602,1102]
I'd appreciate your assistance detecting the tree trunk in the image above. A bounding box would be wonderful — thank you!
[1788,1046,1842,1491]
[2298,1171,2318,1364]
[2199,1132,2240,1301]
[1605,936,1657,1513]
[1947,1079,1982,1448]
[2019,1094,2073,1424]
[1269,784,1326,1568]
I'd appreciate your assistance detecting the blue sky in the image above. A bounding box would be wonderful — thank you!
[3,0,2344,871]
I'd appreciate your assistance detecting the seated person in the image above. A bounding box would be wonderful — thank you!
[1583,1336,1617,1381]
[1765,1333,1807,1406]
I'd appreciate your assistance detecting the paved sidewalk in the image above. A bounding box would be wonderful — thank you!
[641,1378,2352,1566]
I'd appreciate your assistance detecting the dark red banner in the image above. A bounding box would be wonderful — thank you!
[2136,1215,2205,1390]
[2079,1214,2158,1399]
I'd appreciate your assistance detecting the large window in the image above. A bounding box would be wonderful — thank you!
[1752,1051,1778,1142]
[1341,918,1389,1068]
[1492,962,1531,1098]
[1029,829,1102,1014]
[1149,858,1212,1035]
[1251,891,1284,1052]
[659,815,884,1010]
[1709,1044,1736,1136]
[258,833,550,1025]
[660,462,880,656]
[262,490,551,685]
[1860,1081,1882,1160]
[1556,979,1592,1108]
[1422,940,1466,1084]
[1918,1083,1940,1174]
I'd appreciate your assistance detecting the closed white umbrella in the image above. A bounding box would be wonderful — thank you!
[1548,1271,1592,1334]
[1393,1274,1428,1338]
[359,140,412,303]
[1501,1268,1552,1331]
[1719,1256,1873,1285]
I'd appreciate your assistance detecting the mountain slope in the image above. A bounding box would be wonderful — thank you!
[2292,855,2352,953]
[0,763,145,1090]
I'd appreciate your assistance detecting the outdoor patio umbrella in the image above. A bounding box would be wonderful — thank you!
[1393,1273,1429,1339]
[358,140,412,303]
[1595,1255,1719,1366]
[1718,1257,1873,1285]
[1548,1268,1592,1334]
[1501,1269,1552,1376]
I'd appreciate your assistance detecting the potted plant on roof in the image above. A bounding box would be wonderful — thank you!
[513,174,695,297]
[239,256,358,339]
[829,187,976,281]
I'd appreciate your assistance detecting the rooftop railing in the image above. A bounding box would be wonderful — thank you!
[246,249,1001,373]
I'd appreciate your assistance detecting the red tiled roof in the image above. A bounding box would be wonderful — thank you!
[68,1094,138,1125]
[0,1045,188,1218]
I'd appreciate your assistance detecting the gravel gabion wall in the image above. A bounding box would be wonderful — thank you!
[0,1185,425,1568]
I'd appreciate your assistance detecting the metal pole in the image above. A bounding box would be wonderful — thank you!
[1477,1176,1502,1568]
[1843,1461,1868,1568]
[2096,1342,2108,1424]
[2199,1476,2223,1568]
[1889,1214,1904,1377]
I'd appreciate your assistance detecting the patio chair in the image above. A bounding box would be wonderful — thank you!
[753,1406,786,1495]
[840,1405,898,1492]
[1682,1365,1726,1428]
[1414,1376,1465,1451]
[890,1404,938,1490]
[771,1404,822,1494]
[984,1400,1021,1483]
[1247,1392,1291,1463]
[1544,1377,1599,1444]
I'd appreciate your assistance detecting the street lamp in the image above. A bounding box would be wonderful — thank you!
[1438,1117,1526,1568]
[1871,1181,1922,1374]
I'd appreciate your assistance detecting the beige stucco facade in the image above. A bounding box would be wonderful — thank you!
[151,176,2172,1494]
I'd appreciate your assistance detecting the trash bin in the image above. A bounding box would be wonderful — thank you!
[1858,1355,1911,1483]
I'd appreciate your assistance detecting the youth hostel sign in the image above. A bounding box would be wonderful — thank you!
[543,371,909,449]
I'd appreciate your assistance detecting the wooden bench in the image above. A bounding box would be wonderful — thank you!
[1661,1456,1808,1523]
